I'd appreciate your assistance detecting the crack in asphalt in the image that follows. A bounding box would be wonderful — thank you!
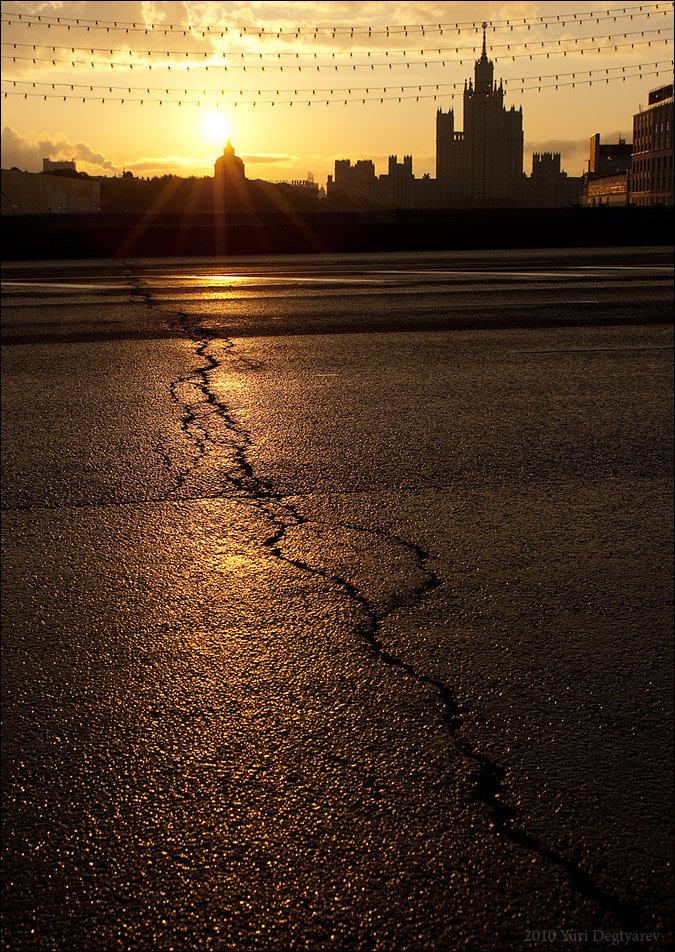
[124,265,655,938]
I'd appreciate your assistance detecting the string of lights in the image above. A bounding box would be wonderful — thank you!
[2,36,670,73]
[2,26,671,61]
[3,62,670,98]
[0,3,670,38]
[2,65,668,106]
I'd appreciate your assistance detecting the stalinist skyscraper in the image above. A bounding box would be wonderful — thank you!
[436,24,524,205]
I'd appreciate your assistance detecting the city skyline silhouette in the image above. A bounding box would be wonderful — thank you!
[1,1,672,183]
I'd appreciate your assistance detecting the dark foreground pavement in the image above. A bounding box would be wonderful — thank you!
[2,247,673,951]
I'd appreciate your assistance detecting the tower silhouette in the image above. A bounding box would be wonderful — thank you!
[436,24,524,205]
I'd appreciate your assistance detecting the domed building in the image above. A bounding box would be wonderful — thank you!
[214,140,246,182]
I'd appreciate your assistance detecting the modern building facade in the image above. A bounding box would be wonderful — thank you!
[580,134,632,205]
[631,83,674,206]
[581,170,631,206]
[436,24,524,205]
[588,133,633,175]
[1,167,100,213]
[42,158,77,173]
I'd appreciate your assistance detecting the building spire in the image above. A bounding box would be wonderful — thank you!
[473,21,493,92]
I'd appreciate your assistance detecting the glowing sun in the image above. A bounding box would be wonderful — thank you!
[202,112,230,143]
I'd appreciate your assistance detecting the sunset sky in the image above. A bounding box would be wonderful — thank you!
[1,1,673,184]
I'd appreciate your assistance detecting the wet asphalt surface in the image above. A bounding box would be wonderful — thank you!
[1,247,673,951]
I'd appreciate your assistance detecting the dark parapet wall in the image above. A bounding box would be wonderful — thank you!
[1,206,673,260]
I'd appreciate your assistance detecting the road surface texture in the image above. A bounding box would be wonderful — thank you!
[2,247,673,952]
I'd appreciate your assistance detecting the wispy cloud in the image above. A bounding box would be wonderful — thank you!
[121,153,213,175]
[241,152,299,164]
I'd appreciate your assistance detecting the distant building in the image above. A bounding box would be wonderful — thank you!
[631,83,674,206]
[581,170,630,206]
[377,155,414,207]
[327,26,636,210]
[43,158,77,173]
[436,24,525,205]
[529,152,581,207]
[436,108,465,203]
[581,134,632,205]
[275,178,322,204]
[589,133,633,175]
[412,173,438,208]
[214,140,246,182]
[327,159,377,202]
[1,167,100,213]
[288,179,320,196]
[327,154,437,208]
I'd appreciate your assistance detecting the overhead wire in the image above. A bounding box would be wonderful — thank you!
[1,26,671,61]
[3,62,671,98]
[1,4,670,112]
[2,65,669,106]
[1,34,671,73]
[0,2,670,38]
